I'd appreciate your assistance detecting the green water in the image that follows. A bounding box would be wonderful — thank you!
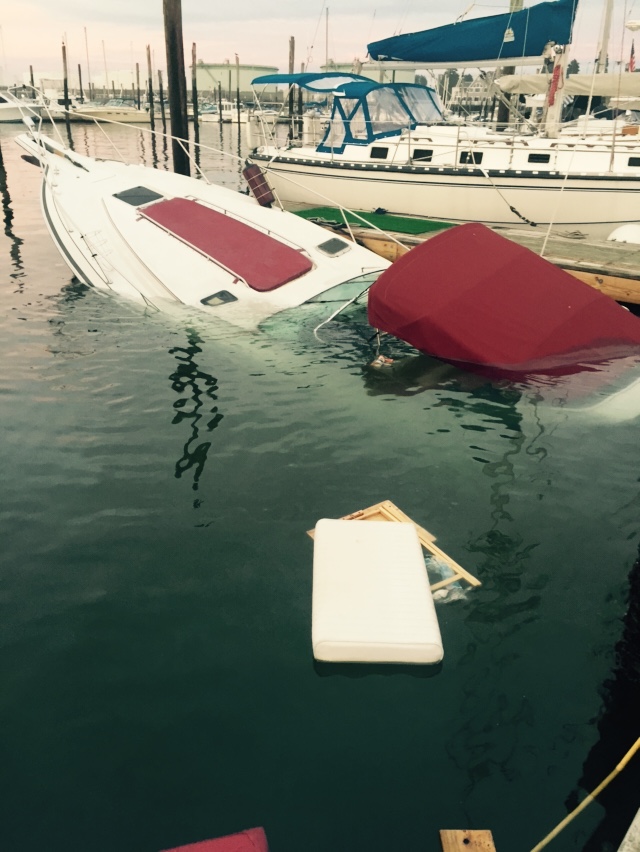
[0,122,639,852]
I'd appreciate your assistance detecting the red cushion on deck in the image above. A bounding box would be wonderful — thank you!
[142,197,312,291]
[160,826,269,852]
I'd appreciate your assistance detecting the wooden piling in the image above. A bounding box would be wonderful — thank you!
[235,54,241,125]
[298,60,304,136]
[136,62,141,110]
[191,43,200,143]
[29,65,35,91]
[146,46,155,130]
[78,64,84,103]
[157,69,167,134]
[217,81,222,123]
[288,36,295,120]
[162,0,190,175]
[61,41,71,136]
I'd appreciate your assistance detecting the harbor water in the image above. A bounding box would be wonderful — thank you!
[0,120,639,852]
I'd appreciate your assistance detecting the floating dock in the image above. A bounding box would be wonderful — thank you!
[292,207,640,306]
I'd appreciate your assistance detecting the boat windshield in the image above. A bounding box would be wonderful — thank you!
[318,82,443,153]
[305,271,383,303]
[397,85,443,123]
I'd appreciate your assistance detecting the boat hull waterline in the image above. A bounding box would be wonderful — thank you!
[253,155,640,239]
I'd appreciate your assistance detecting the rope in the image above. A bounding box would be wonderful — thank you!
[477,165,539,227]
[530,737,640,852]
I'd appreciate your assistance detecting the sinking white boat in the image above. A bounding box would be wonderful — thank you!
[15,126,388,329]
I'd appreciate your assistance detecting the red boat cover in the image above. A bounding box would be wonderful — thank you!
[142,198,312,291]
[368,223,640,372]
[160,826,268,852]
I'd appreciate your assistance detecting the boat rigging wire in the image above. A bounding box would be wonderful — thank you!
[312,283,373,341]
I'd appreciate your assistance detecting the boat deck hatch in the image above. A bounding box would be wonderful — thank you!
[317,237,351,257]
[141,197,313,291]
[114,186,165,206]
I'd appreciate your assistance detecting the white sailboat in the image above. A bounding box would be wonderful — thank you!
[248,0,640,239]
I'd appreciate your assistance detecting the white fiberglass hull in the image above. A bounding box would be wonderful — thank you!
[15,132,388,330]
[254,154,640,239]
[64,106,152,124]
[0,103,43,123]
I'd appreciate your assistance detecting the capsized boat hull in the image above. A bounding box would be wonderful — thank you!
[367,222,640,374]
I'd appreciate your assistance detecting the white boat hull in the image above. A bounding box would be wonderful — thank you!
[15,132,388,330]
[254,154,640,239]
[0,103,43,123]
[58,107,152,124]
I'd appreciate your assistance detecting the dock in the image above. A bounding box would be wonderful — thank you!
[354,226,640,306]
[291,206,640,306]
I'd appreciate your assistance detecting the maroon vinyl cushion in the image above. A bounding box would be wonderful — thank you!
[368,223,640,371]
[142,197,313,291]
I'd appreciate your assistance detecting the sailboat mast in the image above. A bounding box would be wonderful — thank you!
[496,0,524,128]
[325,7,329,69]
[595,0,614,73]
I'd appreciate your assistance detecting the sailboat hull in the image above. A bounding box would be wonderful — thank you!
[254,153,640,239]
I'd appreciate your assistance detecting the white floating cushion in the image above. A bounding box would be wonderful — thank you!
[312,519,443,664]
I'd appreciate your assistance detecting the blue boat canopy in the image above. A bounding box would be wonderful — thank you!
[251,72,371,91]
[316,82,444,154]
[367,0,577,64]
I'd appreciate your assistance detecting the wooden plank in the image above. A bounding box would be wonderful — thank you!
[440,829,496,852]
[348,226,640,305]
[307,500,481,589]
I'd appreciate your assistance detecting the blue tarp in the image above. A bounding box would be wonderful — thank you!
[367,0,577,63]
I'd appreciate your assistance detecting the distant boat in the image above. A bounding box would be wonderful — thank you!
[0,87,45,123]
[53,97,151,124]
[15,125,389,330]
[201,99,279,125]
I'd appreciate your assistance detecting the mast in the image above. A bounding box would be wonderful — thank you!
[595,0,614,74]
[84,27,92,99]
[325,8,329,69]
[496,0,524,128]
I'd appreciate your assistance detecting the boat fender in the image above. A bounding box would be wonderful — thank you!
[242,162,275,208]
[548,65,564,106]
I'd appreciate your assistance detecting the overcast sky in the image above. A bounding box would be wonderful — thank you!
[1,0,639,84]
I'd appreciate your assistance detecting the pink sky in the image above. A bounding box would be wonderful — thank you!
[0,0,628,86]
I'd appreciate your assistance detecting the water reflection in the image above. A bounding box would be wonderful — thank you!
[168,328,224,499]
[0,138,25,282]
[572,544,640,851]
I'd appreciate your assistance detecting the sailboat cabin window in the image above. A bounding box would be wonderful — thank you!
[412,149,433,162]
[628,157,640,166]
[370,147,389,160]
[528,153,551,164]
[459,151,483,165]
